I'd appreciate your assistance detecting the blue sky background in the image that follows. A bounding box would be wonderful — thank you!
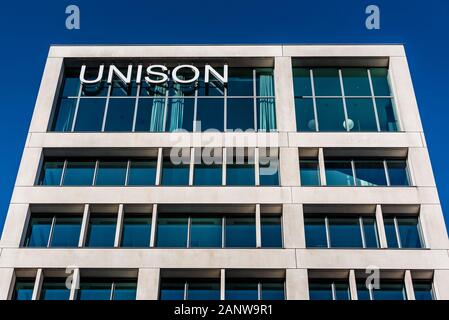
[0,0,448,235]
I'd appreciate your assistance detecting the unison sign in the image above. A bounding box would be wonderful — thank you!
[80,64,229,86]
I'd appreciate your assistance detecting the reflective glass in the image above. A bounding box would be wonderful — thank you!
[370,68,391,96]
[227,98,254,131]
[12,280,34,300]
[225,216,256,248]
[156,217,188,247]
[304,217,327,248]
[345,99,378,132]
[194,163,222,186]
[227,163,255,186]
[78,281,111,300]
[85,215,116,248]
[316,98,346,131]
[110,78,138,96]
[328,217,363,248]
[52,98,76,132]
[61,70,81,97]
[325,160,354,186]
[256,68,274,96]
[293,68,312,97]
[354,160,387,186]
[74,98,106,132]
[300,160,320,186]
[113,282,137,300]
[25,216,52,247]
[196,98,224,132]
[127,160,157,186]
[372,283,406,300]
[387,160,410,186]
[95,160,127,186]
[198,67,225,96]
[414,282,434,300]
[160,280,185,300]
[225,281,258,300]
[140,82,167,97]
[261,282,284,300]
[40,279,70,300]
[356,283,371,300]
[63,161,95,186]
[51,216,82,247]
[363,218,379,248]
[313,68,341,96]
[166,98,195,132]
[120,214,151,247]
[261,216,282,248]
[376,98,398,132]
[384,218,399,248]
[161,160,190,186]
[259,158,279,186]
[309,282,333,300]
[104,98,135,132]
[397,217,422,248]
[341,68,371,96]
[334,283,350,300]
[295,98,316,132]
[135,98,166,132]
[81,80,108,97]
[190,217,222,248]
[227,68,253,96]
[39,161,64,186]
[187,281,220,300]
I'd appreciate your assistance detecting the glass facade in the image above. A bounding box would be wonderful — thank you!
[40,279,71,300]
[293,67,399,132]
[120,214,152,247]
[11,279,34,300]
[225,280,284,300]
[77,279,137,300]
[159,279,220,300]
[309,280,350,300]
[85,214,117,248]
[413,281,434,300]
[357,280,406,300]
[300,159,321,186]
[384,216,423,248]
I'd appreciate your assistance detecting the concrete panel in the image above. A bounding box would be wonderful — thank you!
[136,269,160,300]
[434,270,449,300]
[0,204,29,248]
[286,269,308,300]
[279,148,300,186]
[283,204,305,249]
[274,57,296,132]
[14,147,42,187]
[420,205,449,249]
[408,148,438,187]
[0,268,14,300]
[283,45,405,57]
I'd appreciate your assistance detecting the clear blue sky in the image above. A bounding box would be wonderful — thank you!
[0,0,448,235]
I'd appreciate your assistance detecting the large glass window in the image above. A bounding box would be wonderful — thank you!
[62,160,96,186]
[38,160,64,186]
[300,159,320,186]
[309,280,350,300]
[12,279,34,300]
[413,281,434,300]
[325,159,355,186]
[386,160,410,186]
[40,279,71,300]
[226,280,284,300]
[193,154,222,186]
[160,279,220,300]
[161,159,190,186]
[120,214,151,248]
[104,98,135,132]
[227,98,254,131]
[225,216,256,248]
[166,98,195,132]
[226,153,255,186]
[261,215,282,248]
[357,280,406,300]
[127,160,157,186]
[77,279,136,300]
[73,98,107,132]
[85,214,117,248]
[190,217,222,248]
[95,160,127,186]
[156,216,188,248]
[384,216,423,249]
[259,153,279,186]
[135,97,166,132]
[354,160,388,186]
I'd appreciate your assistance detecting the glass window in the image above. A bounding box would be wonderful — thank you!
[12,279,34,300]
[261,281,284,300]
[61,70,81,97]
[227,98,254,131]
[52,98,77,132]
[196,98,224,132]
[225,281,258,300]
[112,281,137,300]
[328,217,363,248]
[51,216,82,247]
[104,98,135,132]
[81,80,108,97]
[166,98,195,132]
[261,215,282,248]
[225,216,256,248]
[40,279,70,300]
[227,68,253,96]
[135,98,166,132]
[313,68,342,96]
[187,281,220,300]
[345,99,378,132]
[190,217,222,248]
[316,98,346,131]
[259,158,279,186]
[95,160,127,186]
[156,216,188,247]
[194,163,222,186]
[300,160,320,186]
[161,159,190,186]
[293,68,312,97]
[397,217,423,248]
[257,98,276,132]
[110,78,138,97]
[63,160,96,186]
[384,218,399,248]
[376,98,398,132]
[25,216,52,247]
[325,160,354,186]
[39,160,64,186]
[160,280,185,300]
[77,281,112,300]
[227,160,255,186]
[356,282,371,300]
[354,160,387,186]
[363,218,379,248]
[413,282,434,300]
[85,214,116,248]
[372,282,406,300]
[120,214,151,248]
[295,98,316,132]
[386,160,410,186]
[370,68,391,96]
[341,68,371,96]
[198,68,225,96]
[127,160,157,186]
[73,98,106,132]
[334,283,351,300]
[309,282,333,300]
[304,217,327,248]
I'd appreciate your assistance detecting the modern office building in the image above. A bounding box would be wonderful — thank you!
[0,44,448,300]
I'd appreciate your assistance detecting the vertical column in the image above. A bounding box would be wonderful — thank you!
[255,204,261,248]
[279,148,300,186]
[69,268,80,301]
[136,269,160,300]
[155,148,163,185]
[31,269,44,300]
[220,269,226,301]
[189,147,195,186]
[149,204,158,247]
[0,204,30,248]
[274,57,296,132]
[433,270,449,300]
[114,204,124,248]
[318,148,327,186]
[0,268,15,300]
[222,148,227,186]
[78,204,90,247]
[349,270,358,300]
[282,204,304,248]
[286,269,309,300]
[375,205,388,248]
[254,148,260,186]
[404,270,416,300]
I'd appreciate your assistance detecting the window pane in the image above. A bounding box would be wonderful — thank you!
[376,98,398,132]
[74,98,106,132]
[196,98,224,132]
[363,218,379,248]
[104,98,135,132]
[187,281,220,300]
[316,98,346,132]
[227,68,253,96]
[166,98,195,132]
[135,98,166,132]
[194,164,222,186]
[313,68,341,96]
[373,283,406,300]
[258,98,276,132]
[198,68,225,96]
[61,70,81,97]
[52,98,77,132]
[63,161,95,186]
[120,214,151,247]
[335,283,350,300]
[325,160,354,186]
[81,80,108,97]
[370,68,391,96]
[414,282,434,300]
[227,98,254,131]
[356,283,371,300]
[225,216,256,248]
[341,68,371,96]
[113,282,137,300]
[110,78,138,96]
[397,218,422,248]
[140,83,167,97]
[354,160,387,186]
[309,282,333,300]
[50,216,82,247]
[40,279,70,300]
[384,218,399,248]
[261,216,282,248]
[156,217,188,247]
[261,282,284,300]
[300,160,320,186]
[387,161,410,186]
[12,279,34,300]
[328,217,363,248]
[293,68,312,97]
[190,217,222,248]
[227,164,255,186]
[225,281,258,300]
[295,98,316,132]
[127,160,157,186]
[345,99,378,132]
[25,216,52,247]
[85,215,116,248]
[78,281,112,300]
[39,161,64,186]
[160,280,185,300]
[95,161,127,186]
[304,217,327,248]
[161,160,190,186]
[259,158,279,186]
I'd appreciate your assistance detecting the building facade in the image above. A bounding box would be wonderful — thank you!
[0,45,448,300]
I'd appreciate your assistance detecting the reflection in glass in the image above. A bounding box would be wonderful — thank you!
[156,217,188,247]
[120,214,151,247]
[95,161,127,186]
[190,217,222,248]
[316,98,346,131]
[354,160,387,186]
[325,160,354,186]
[74,98,106,132]
[85,215,116,248]
[39,160,64,186]
[104,98,135,132]
[63,161,96,186]
[225,216,256,248]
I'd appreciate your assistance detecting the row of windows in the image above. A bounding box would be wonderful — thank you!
[24,212,282,248]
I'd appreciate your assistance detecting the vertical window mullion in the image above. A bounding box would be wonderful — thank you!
[394,217,402,248]
[60,160,68,186]
[186,216,191,248]
[258,282,262,301]
[70,83,83,132]
[253,69,257,131]
[184,282,188,301]
[367,69,381,131]
[110,282,115,301]
[131,82,141,132]
[162,88,169,132]
[92,160,99,186]
[47,216,56,248]
[222,216,225,248]
[331,282,336,301]
[359,216,367,248]
[325,216,331,248]
[383,160,391,186]
[351,160,357,186]
[310,69,319,132]
[124,160,131,186]
[338,69,350,132]
[193,83,199,132]
[101,82,113,132]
